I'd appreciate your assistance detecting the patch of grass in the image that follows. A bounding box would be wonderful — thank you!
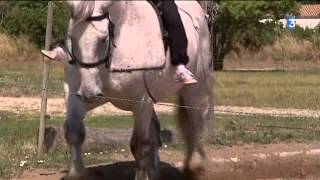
[272,33,317,61]
[225,33,320,69]
[0,33,64,97]
[0,112,176,179]
[0,61,64,97]
[0,34,40,62]
[213,114,320,145]
[215,70,320,109]
[85,114,176,129]
[0,160,10,179]
[0,111,38,178]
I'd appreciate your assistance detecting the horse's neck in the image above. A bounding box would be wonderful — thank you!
[108,1,130,27]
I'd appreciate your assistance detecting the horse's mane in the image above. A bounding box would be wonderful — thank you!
[69,1,95,24]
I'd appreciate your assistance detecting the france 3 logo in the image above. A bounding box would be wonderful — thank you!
[286,16,296,30]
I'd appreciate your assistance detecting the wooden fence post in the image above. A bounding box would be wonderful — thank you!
[38,1,53,157]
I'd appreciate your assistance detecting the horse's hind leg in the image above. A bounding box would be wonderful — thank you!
[131,102,161,180]
[177,80,213,175]
[63,95,88,180]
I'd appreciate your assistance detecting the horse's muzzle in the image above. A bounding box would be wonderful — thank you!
[76,89,104,101]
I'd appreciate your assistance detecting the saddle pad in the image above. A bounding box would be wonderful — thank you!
[110,2,166,72]
[110,1,200,72]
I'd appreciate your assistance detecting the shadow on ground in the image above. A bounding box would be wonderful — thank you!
[64,161,185,180]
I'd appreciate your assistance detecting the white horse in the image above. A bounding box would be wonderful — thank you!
[61,1,213,180]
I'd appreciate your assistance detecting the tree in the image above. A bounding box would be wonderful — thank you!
[0,1,69,47]
[208,1,299,70]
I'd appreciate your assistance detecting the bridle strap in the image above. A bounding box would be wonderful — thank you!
[73,59,107,68]
[69,47,108,68]
[68,13,115,69]
[86,14,109,22]
[68,38,112,69]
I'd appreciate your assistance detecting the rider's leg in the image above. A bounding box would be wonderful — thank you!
[158,0,197,84]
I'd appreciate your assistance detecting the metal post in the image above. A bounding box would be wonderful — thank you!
[38,1,53,156]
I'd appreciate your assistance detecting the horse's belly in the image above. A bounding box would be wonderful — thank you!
[102,72,150,110]
[103,69,182,108]
[140,66,183,102]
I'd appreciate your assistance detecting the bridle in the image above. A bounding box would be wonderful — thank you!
[67,13,115,69]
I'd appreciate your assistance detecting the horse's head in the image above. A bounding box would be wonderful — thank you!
[65,1,112,100]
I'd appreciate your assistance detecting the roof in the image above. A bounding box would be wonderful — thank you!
[299,4,320,18]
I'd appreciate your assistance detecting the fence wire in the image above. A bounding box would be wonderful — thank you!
[57,90,320,136]
[64,91,320,119]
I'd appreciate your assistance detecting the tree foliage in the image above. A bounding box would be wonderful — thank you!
[0,1,69,47]
[209,1,299,70]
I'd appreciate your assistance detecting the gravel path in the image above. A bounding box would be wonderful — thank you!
[0,97,319,117]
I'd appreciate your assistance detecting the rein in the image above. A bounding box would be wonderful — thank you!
[68,13,115,69]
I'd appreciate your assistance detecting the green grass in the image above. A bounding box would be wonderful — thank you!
[215,70,320,109]
[1,63,320,109]
[0,111,176,179]
[0,62,64,97]
[1,110,320,179]
[213,114,320,145]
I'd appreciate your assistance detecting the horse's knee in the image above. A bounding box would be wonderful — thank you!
[64,120,85,145]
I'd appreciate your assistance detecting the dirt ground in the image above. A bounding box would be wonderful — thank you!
[13,143,320,180]
[1,97,320,117]
[2,97,320,179]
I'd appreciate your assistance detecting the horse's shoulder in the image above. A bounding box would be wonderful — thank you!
[128,1,158,18]
[175,1,204,18]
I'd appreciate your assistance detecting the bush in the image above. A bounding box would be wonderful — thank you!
[272,32,317,61]
[0,1,69,47]
[236,21,280,49]
[234,22,320,59]
[290,25,320,48]
[0,33,40,62]
[210,0,298,70]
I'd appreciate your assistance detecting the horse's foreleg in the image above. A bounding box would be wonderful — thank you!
[131,102,160,180]
[63,95,88,180]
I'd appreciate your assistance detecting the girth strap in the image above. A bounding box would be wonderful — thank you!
[143,71,157,103]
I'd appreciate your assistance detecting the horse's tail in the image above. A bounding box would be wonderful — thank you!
[195,7,213,98]
[195,7,214,133]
